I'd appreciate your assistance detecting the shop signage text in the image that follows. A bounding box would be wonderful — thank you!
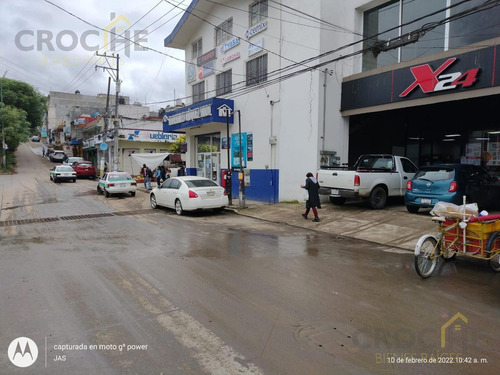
[197,49,216,66]
[248,38,263,56]
[198,61,215,79]
[245,21,267,39]
[164,104,212,126]
[220,37,239,54]
[400,57,480,97]
[221,52,240,66]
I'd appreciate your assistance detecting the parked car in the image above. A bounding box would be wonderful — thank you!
[50,165,76,183]
[49,150,67,163]
[317,154,418,209]
[405,164,500,213]
[72,161,96,179]
[64,156,84,165]
[150,176,228,215]
[97,172,137,197]
[30,135,40,142]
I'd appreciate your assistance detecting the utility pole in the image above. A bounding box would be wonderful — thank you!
[1,71,8,172]
[96,53,120,171]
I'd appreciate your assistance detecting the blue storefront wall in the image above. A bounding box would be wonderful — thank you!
[186,167,279,204]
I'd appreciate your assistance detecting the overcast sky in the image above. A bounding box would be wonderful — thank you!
[0,0,189,111]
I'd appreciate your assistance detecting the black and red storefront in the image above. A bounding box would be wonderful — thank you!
[341,39,500,176]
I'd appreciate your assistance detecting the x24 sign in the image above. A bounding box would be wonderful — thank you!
[400,58,480,97]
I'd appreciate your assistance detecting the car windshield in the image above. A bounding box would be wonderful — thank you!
[109,174,132,181]
[185,179,219,188]
[77,163,93,167]
[57,166,74,172]
[415,168,455,181]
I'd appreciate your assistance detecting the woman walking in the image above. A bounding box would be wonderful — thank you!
[301,172,321,222]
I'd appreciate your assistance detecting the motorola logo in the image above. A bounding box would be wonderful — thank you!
[8,337,38,368]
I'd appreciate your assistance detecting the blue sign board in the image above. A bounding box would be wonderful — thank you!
[162,98,234,132]
[231,133,247,168]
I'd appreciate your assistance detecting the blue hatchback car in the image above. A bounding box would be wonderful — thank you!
[405,164,500,213]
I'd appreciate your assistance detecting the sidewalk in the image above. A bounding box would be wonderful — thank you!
[227,198,436,252]
[138,185,435,252]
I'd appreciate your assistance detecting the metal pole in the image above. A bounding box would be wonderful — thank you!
[113,54,120,172]
[226,111,232,205]
[237,110,245,208]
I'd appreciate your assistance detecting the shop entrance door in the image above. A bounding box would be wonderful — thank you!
[197,153,220,181]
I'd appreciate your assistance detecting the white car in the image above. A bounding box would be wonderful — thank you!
[50,165,76,183]
[97,172,137,197]
[63,156,84,165]
[150,176,228,215]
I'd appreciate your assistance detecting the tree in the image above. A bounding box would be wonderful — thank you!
[0,78,46,133]
[168,134,186,153]
[2,105,31,151]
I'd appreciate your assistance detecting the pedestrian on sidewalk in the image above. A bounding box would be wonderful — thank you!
[301,172,321,222]
[140,164,148,188]
[42,147,45,157]
[146,167,153,190]
[155,167,162,186]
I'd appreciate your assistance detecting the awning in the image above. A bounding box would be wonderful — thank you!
[168,153,183,163]
[130,152,171,169]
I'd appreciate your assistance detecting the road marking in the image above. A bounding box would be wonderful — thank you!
[117,270,265,375]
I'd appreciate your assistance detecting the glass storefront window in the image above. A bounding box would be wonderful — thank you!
[362,0,499,71]
[449,0,500,49]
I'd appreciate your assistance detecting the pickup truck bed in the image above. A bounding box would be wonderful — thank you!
[317,154,418,209]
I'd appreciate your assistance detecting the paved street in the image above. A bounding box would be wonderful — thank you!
[0,143,499,375]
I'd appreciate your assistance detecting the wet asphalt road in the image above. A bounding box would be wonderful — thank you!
[0,143,499,375]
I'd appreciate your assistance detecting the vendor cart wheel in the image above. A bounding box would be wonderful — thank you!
[415,236,438,278]
[485,231,500,272]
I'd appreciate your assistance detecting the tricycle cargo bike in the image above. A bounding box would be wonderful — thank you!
[415,202,500,278]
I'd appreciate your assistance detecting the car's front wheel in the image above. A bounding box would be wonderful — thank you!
[150,194,158,209]
[175,199,183,215]
[104,189,110,198]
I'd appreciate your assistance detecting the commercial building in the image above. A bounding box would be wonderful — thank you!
[163,0,500,203]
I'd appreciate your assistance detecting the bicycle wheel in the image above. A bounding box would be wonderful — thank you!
[415,235,439,278]
[485,232,500,272]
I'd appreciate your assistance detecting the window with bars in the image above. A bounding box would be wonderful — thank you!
[192,81,205,103]
[216,70,232,96]
[246,54,267,86]
[215,19,233,46]
[192,38,202,59]
[250,0,268,26]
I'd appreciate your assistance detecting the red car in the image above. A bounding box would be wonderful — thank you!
[72,161,97,179]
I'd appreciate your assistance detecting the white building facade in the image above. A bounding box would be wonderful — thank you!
[164,0,500,203]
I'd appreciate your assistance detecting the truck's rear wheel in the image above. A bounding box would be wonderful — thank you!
[368,186,387,209]
[329,197,346,205]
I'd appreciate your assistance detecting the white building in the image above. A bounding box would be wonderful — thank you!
[164,0,500,203]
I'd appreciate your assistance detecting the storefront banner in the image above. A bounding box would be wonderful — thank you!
[120,129,179,142]
[220,37,239,54]
[231,133,247,168]
[248,39,263,57]
[163,98,234,131]
[342,45,499,111]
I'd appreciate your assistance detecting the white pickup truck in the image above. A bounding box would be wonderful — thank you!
[317,154,418,209]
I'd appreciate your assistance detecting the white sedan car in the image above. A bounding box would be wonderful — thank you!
[150,176,228,215]
[97,172,137,197]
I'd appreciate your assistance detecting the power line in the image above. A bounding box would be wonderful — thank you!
[146,0,500,105]
[61,0,172,92]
